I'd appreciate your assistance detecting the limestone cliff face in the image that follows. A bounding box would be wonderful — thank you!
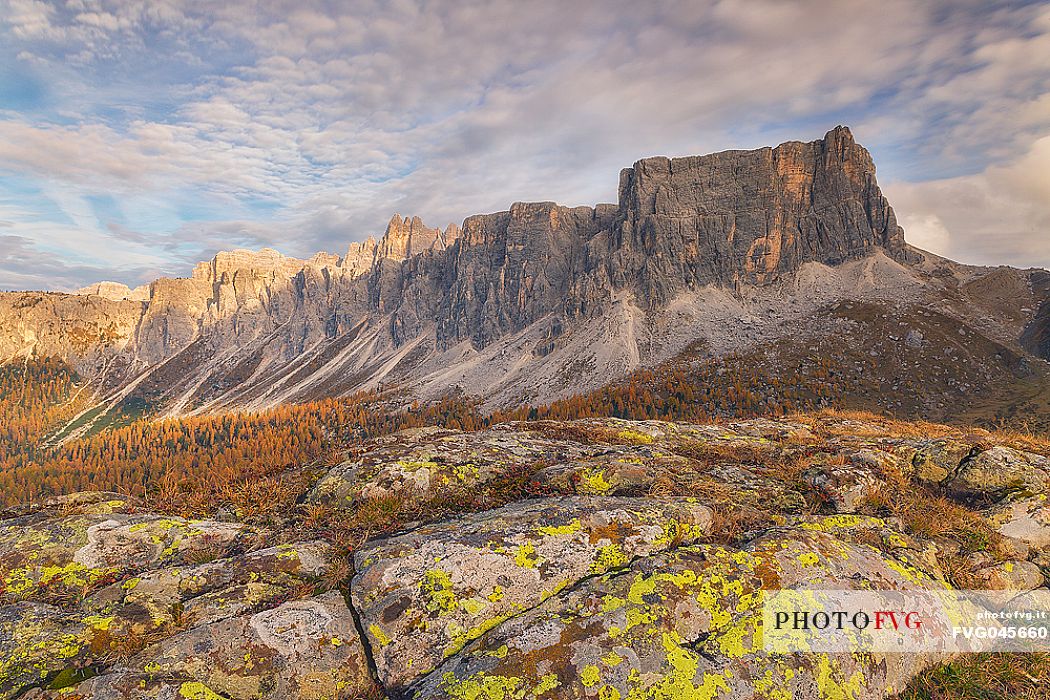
[0,127,933,417]
[608,126,908,298]
[0,292,142,360]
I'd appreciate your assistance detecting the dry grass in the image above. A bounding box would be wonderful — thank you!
[706,506,784,546]
[799,408,962,440]
[897,653,1050,699]
[799,408,1050,457]
[146,468,317,520]
[674,439,778,468]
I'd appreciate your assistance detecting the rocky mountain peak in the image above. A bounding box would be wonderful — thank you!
[191,247,307,284]
[9,126,1022,422]
[612,126,908,297]
[74,281,149,302]
[377,213,447,260]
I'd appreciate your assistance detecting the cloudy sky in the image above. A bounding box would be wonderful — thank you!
[0,0,1048,291]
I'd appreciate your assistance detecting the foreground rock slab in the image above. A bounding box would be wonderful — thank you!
[131,591,373,700]
[352,496,713,692]
[410,521,950,700]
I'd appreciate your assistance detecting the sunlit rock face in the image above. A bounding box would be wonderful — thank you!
[1,126,1035,423]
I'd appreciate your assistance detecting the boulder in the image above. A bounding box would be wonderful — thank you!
[129,591,373,700]
[535,448,690,496]
[945,447,1048,500]
[1,509,248,604]
[802,460,884,513]
[410,524,948,700]
[308,426,590,509]
[351,496,712,692]
[0,602,113,698]
[34,671,229,700]
[969,560,1045,592]
[82,541,336,635]
[983,495,1050,550]
[910,439,979,484]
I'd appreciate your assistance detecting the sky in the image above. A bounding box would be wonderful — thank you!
[0,0,1048,291]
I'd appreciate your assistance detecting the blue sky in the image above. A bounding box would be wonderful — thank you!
[0,0,1048,291]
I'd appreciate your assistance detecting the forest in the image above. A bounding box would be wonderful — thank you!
[0,353,841,508]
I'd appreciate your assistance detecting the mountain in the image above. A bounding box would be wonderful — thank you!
[2,126,1048,437]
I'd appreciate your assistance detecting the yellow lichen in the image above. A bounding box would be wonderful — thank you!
[422,569,459,614]
[538,519,582,537]
[178,681,226,700]
[591,544,629,572]
[581,665,602,687]
[579,468,613,495]
[514,541,540,568]
[369,624,393,647]
[616,429,655,445]
[797,552,820,567]
[814,654,867,700]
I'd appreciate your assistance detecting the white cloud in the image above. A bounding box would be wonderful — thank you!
[0,0,1048,288]
[886,134,1050,269]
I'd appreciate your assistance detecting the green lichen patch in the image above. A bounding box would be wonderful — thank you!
[352,496,713,692]
[81,540,335,636]
[410,524,953,700]
[130,592,373,700]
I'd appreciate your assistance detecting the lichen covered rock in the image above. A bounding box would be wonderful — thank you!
[984,494,1050,550]
[910,439,979,484]
[411,522,948,700]
[129,591,372,700]
[82,541,336,635]
[0,602,115,698]
[1,500,249,605]
[944,446,1048,500]
[308,425,590,508]
[801,450,898,513]
[352,496,712,691]
[5,415,1050,700]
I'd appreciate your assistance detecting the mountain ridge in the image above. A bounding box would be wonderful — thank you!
[2,126,1048,438]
